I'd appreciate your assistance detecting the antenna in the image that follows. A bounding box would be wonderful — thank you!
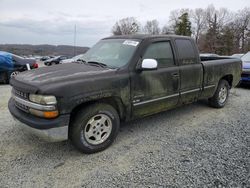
[74,24,76,56]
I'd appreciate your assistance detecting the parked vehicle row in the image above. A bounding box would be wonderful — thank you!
[43,55,68,66]
[43,54,87,66]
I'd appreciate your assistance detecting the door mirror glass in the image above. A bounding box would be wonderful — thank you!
[141,59,158,70]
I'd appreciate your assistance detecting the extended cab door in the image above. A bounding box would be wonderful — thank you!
[174,39,203,104]
[131,39,180,118]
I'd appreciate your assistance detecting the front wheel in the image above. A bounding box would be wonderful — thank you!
[70,103,120,154]
[2,72,9,84]
[208,80,230,108]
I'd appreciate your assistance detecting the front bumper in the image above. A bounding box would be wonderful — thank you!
[8,98,70,142]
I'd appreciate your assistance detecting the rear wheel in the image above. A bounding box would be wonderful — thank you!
[208,80,230,108]
[70,103,120,154]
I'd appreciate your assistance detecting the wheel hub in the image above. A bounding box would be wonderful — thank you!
[84,114,112,145]
[218,86,227,104]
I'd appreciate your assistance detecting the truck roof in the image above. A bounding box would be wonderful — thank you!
[103,34,192,41]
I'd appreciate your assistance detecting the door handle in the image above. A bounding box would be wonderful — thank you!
[172,73,179,77]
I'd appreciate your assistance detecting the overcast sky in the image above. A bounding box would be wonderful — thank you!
[0,0,249,47]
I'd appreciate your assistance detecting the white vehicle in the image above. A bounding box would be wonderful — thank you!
[60,54,85,64]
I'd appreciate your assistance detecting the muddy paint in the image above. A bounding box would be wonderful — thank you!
[9,35,242,123]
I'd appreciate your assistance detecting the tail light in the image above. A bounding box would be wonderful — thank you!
[33,63,39,69]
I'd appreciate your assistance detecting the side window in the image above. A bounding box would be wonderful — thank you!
[143,41,174,68]
[175,39,197,65]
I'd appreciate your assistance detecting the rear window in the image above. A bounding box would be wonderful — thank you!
[175,39,197,65]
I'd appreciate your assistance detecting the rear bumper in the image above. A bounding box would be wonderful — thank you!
[8,98,70,142]
[241,69,250,82]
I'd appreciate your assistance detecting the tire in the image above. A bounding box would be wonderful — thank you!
[70,103,120,154]
[208,79,230,108]
[2,72,9,84]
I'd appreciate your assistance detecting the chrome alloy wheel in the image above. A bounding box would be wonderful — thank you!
[84,114,112,145]
[218,86,227,104]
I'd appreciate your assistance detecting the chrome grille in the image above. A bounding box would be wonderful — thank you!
[14,100,29,113]
[12,88,29,113]
[13,88,28,99]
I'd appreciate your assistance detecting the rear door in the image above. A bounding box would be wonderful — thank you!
[131,39,180,118]
[174,39,203,104]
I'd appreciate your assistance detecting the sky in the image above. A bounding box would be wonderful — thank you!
[0,0,249,47]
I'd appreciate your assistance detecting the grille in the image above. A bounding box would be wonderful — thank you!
[14,100,29,113]
[12,88,28,99]
[12,88,29,113]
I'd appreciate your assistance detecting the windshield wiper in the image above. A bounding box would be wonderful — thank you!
[86,61,108,68]
[76,59,87,64]
[76,59,114,68]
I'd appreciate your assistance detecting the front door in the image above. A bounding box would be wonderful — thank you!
[131,40,180,118]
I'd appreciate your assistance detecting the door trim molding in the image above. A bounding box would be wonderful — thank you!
[133,93,179,106]
[181,88,200,95]
[204,85,216,89]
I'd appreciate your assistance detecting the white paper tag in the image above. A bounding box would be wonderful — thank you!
[123,40,139,47]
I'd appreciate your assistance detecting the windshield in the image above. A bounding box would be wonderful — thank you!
[79,39,140,68]
[241,52,250,62]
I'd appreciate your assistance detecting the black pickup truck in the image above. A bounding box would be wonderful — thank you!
[8,35,242,153]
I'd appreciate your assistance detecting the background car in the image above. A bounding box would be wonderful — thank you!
[200,53,219,57]
[241,51,250,84]
[231,53,244,59]
[44,56,68,66]
[60,54,85,64]
[0,51,38,84]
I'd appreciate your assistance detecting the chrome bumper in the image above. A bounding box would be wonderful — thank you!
[13,117,68,142]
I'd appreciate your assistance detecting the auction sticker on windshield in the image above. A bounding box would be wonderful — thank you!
[123,40,139,46]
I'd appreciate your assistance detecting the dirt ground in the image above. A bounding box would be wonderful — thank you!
[0,84,249,187]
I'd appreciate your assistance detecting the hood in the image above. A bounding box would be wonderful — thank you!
[11,63,116,94]
[243,61,250,69]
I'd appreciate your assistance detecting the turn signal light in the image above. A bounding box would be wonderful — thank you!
[44,111,59,119]
[29,108,59,119]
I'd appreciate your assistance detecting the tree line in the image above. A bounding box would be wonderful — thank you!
[112,5,250,55]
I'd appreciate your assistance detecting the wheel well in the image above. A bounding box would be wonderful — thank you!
[221,75,233,88]
[70,97,126,123]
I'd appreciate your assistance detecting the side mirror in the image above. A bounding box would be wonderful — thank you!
[141,59,158,70]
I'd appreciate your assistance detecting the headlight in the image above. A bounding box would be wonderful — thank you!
[29,94,57,105]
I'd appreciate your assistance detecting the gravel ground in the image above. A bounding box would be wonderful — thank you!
[0,85,249,187]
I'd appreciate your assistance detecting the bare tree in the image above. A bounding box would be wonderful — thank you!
[143,19,160,35]
[112,17,140,35]
[203,5,231,53]
[190,8,206,43]
[161,25,173,34]
[234,8,250,51]
[168,9,191,33]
